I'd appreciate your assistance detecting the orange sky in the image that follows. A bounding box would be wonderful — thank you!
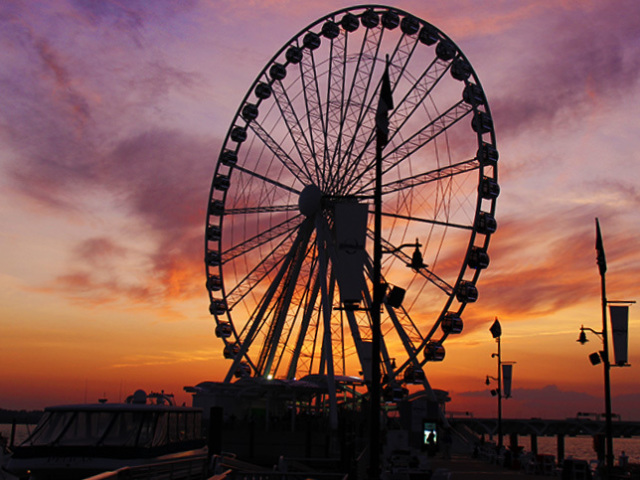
[1,0,639,420]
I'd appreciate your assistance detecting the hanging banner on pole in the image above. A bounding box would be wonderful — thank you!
[609,305,629,366]
[502,364,513,398]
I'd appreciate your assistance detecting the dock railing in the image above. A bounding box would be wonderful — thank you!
[82,455,209,480]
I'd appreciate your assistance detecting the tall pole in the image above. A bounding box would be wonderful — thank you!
[596,218,614,472]
[369,137,382,480]
[599,254,614,472]
[497,335,503,450]
[369,56,393,480]
[489,318,503,450]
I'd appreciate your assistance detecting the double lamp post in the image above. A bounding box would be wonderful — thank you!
[575,219,633,473]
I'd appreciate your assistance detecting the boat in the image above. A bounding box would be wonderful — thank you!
[5,390,207,480]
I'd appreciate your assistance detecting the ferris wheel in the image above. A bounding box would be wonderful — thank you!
[205,5,498,403]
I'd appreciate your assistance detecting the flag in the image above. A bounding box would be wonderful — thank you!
[376,57,394,150]
[489,317,501,338]
[595,218,606,276]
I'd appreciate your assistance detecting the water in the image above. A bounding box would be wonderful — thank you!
[1,423,35,447]
[518,435,639,465]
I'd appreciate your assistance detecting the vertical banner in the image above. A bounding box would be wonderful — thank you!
[334,201,368,305]
[609,305,629,366]
[502,364,513,398]
[360,341,372,383]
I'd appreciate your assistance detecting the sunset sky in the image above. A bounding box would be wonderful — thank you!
[1,0,639,421]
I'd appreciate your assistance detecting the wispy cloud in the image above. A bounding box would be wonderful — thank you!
[486,1,640,138]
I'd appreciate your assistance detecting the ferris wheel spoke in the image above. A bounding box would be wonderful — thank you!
[383,100,473,172]
[286,259,321,379]
[372,232,454,295]
[384,303,424,349]
[348,99,474,197]
[271,76,318,183]
[232,164,300,196]
[222,214,303,264]
[314,213,339,426]
[225,220,313,382]
[224,225,300,309]
[265,237,313,376]
[389,57,451,143]
[298,49,327,186]
[329,24,383,196]
[247,120,313,184]
[324,31,347,188]
[380,211,472,232]
[338,55,453,192]
[357,157,480,197]
[258,225,313,378]
[388,30,420,82]
[224,204,298,216]
[335,25,416,194]
[223,220,314,382]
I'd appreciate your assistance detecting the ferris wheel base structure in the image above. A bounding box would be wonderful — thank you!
[204,4,499,437]
[184,377,449,462]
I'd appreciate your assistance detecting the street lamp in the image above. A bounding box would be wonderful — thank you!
[487,318,510,450]
[579,218,635,474]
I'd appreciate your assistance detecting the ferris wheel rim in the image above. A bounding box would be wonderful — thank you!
[205,4,498,389]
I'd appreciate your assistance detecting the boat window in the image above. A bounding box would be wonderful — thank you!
[21,411,73,446]
[193,413,202,438]
[137,412,157,447]
[153,412,168,447]
[101,412,142,447]
[168,412,178,442]
[178,412,186,441]
[57,411,113,446]
[185,412,194,440]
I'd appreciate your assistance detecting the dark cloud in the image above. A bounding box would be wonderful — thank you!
[481,214,594,308]
[40,129,217,307]
[488,1,640,137]
[1,1,214,307]
[69,0,198,26]
[51,271,153,307]
[458,384,640,420]
[70,0,144,32]
[107,129,214,234]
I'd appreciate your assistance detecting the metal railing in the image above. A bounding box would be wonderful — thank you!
[83,455,209,480]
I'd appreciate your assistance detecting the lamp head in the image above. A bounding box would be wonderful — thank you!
[409,239,426,271]
[577,326,588,345]
[485,376,490,386]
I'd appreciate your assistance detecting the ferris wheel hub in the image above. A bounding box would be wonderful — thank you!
[298,184,323,217]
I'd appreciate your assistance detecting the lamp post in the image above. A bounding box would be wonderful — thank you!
[370,55,394,480]
[488,318,503,449]
[577,218,635,474]
[577,323,612,470]
[487,318,515,452]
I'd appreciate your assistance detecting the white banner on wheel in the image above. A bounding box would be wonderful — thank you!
[334,201,368,305]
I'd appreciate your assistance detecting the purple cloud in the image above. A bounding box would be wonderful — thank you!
[487,1,640,137]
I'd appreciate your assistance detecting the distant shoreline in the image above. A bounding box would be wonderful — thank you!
[0,409,43,425]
